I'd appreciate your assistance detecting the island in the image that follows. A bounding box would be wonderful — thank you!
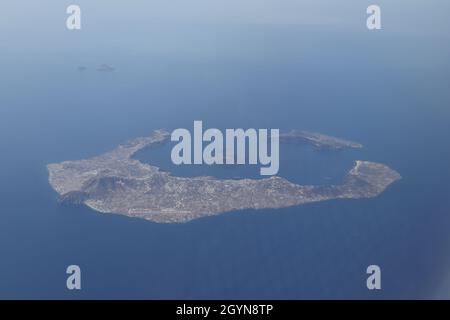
[47,130,401,223]
[279,130,363,150]
[96,64,115,72]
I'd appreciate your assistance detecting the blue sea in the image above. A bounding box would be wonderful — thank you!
[1,19,450,299]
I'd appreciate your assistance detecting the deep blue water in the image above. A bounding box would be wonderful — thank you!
[1,26,450,299]
[133,137,360,185]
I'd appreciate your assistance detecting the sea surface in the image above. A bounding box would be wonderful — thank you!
[1,24,450,299]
